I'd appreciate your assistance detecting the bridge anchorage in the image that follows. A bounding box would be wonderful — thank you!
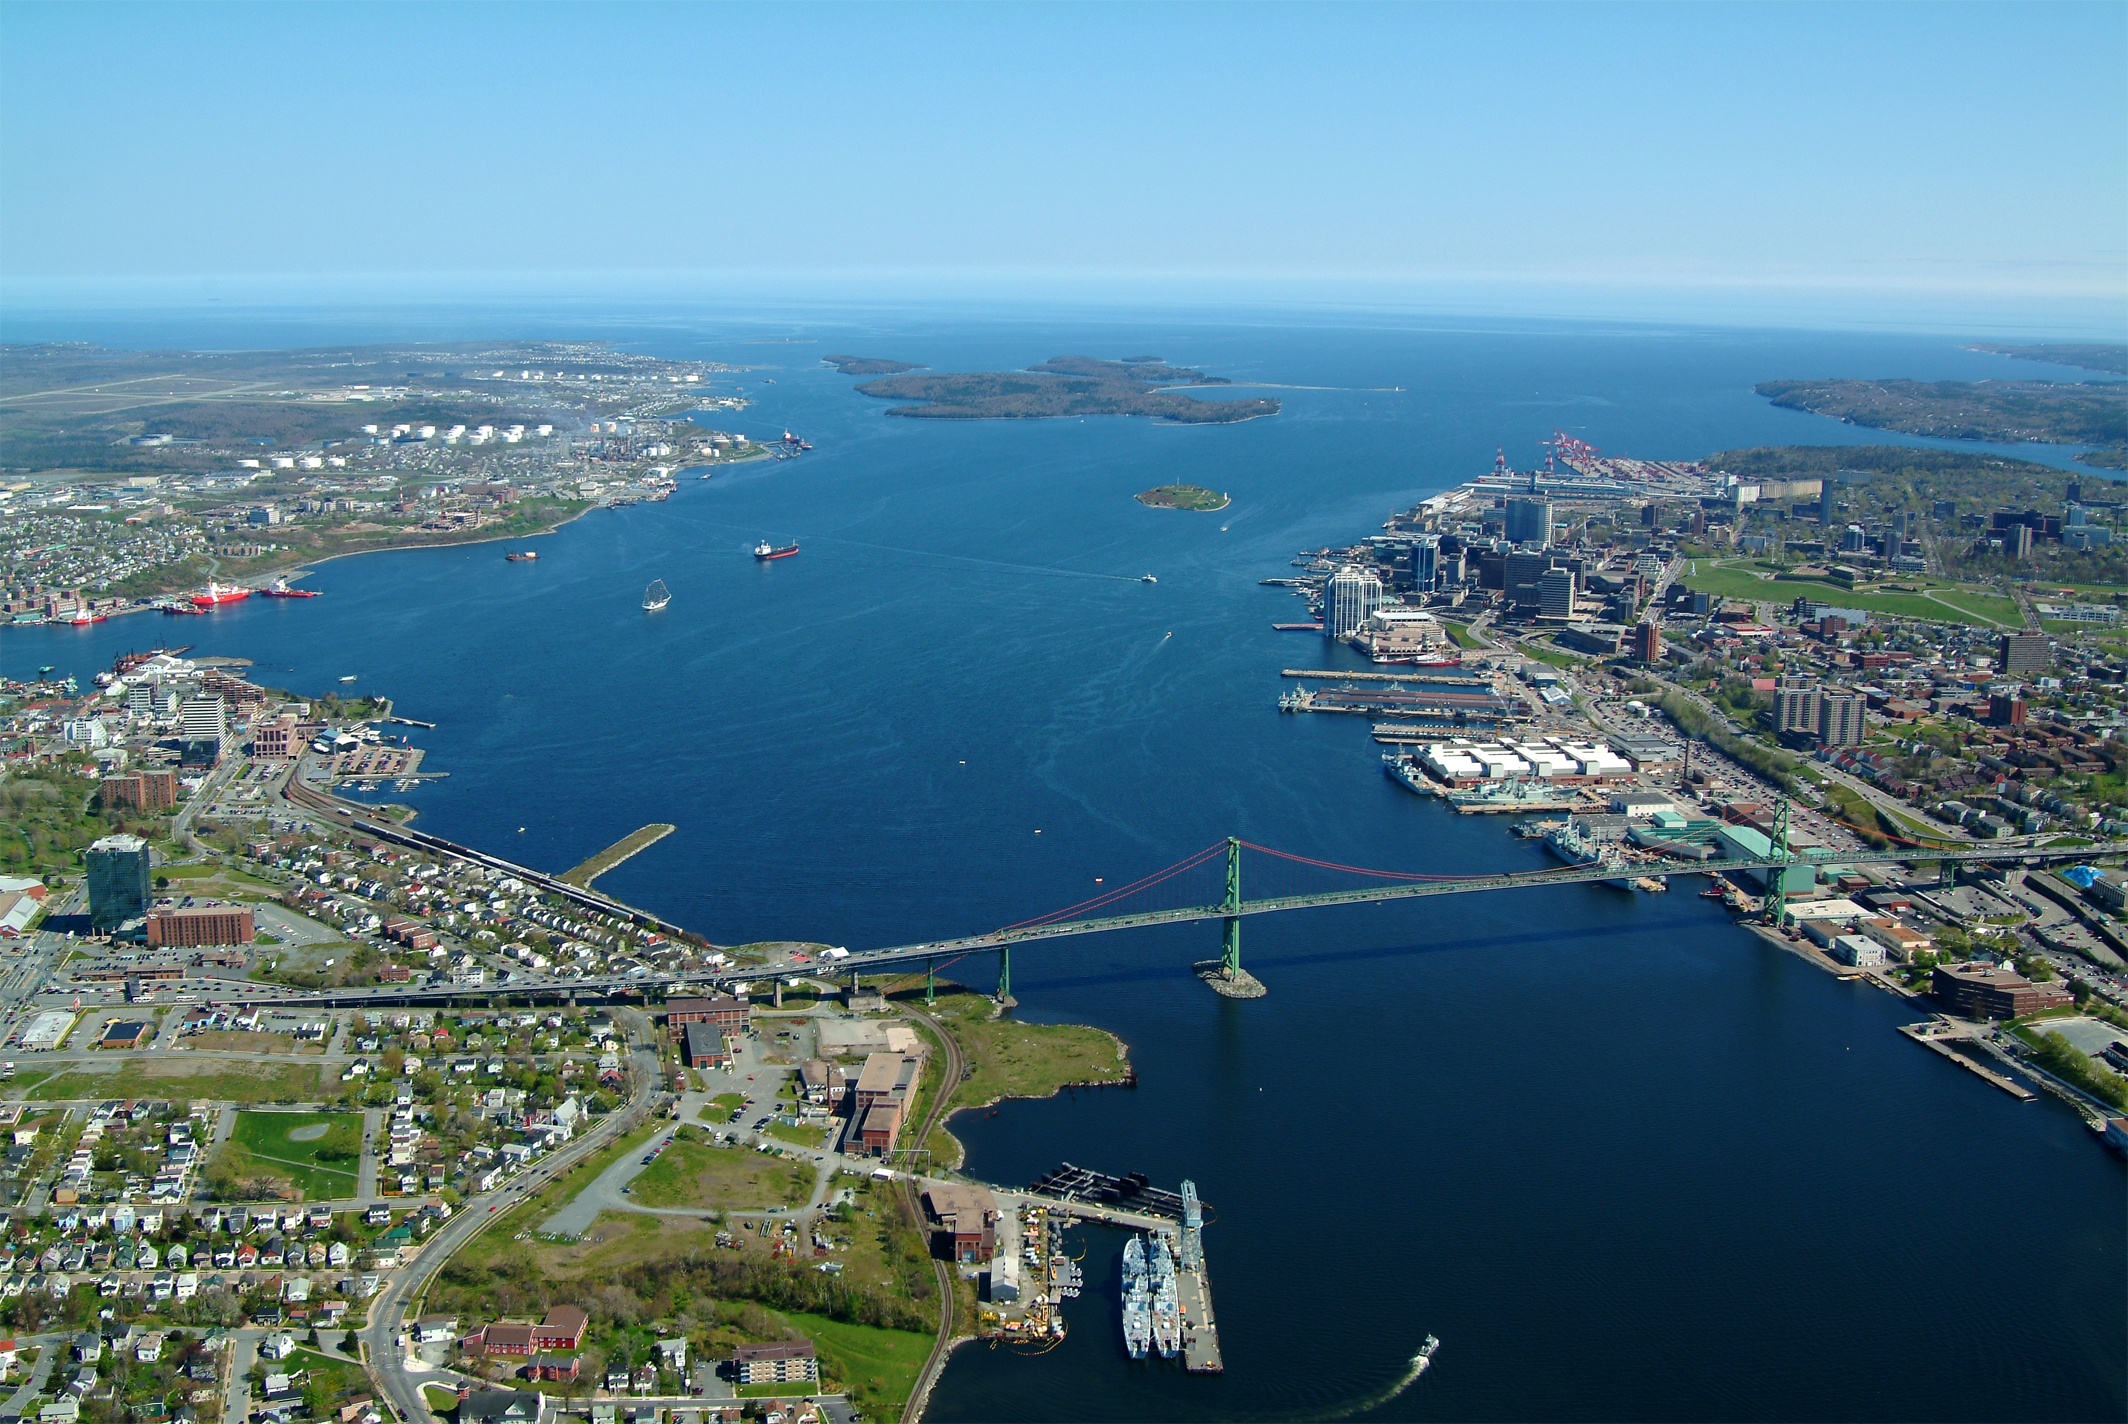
[1193,838,1266,999]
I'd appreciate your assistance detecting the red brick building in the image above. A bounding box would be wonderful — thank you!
[100,771,178,813]
[1932,963,2073,1019]
[663,995,749,1035]
[145,904,256,949]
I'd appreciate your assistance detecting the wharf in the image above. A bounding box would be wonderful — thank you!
[1177,1256,1222,1373]
[1899,1022,2037,1101]
[1282,667,1481,684]
[992,1188,1174,1231]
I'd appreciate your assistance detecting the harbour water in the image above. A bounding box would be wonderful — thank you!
[3,309,2123,1419]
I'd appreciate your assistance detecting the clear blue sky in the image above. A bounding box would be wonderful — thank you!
[2,2,2122,330]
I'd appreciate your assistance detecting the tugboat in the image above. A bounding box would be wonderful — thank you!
[754,540,799,561]
[642,579,671,612]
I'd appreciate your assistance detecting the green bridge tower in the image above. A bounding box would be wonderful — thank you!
[1196,836,1267,999]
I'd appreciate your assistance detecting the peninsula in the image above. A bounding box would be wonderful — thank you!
[1754,376,2128,466]
[1967,343,2128,376]
[846,354,1280,424]
[1136,483,1231,512]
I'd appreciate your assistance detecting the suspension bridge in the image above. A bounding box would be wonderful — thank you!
[736,822,2128,1005]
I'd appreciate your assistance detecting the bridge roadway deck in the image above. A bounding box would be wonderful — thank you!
[237,841,2122,1011]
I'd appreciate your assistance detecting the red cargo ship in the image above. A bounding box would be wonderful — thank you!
[191,581,252,607]
[259,578,319,598]
[754,540,799,561]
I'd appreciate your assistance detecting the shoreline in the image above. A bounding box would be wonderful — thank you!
[22,450,782,634]
[928,1019,1133,1171]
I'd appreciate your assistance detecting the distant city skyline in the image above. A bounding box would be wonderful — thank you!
[1,1,2122,334]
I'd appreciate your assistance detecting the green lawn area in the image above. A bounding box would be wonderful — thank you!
[18,1059,325,1105]
[764,1120,832,1150]
[1517,638,1581,668]
[910,988,1129,1165]
[282,1348,365,1399]
[422,1385,460,1416]
[1679,562,2026,628]
[1923,589,2022,626]
[214,1110,362,1199]
[707,1093,745,1115]
[453,1119,668,1269]
[1441,622,1482,650]
[764,1310,932,1419]
[793,1309,933,1418]
[628,1125,812,1211]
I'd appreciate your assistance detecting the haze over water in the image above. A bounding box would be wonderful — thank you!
[6,309,2123,1421]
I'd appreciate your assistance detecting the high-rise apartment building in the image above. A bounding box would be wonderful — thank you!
[1817,693,1866,747]
[1999,633,2051,675]
[86,833,151,932]
[1325,564,1385,640]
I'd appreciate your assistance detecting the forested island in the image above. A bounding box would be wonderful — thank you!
[846,355,1279,424]
[1754,377,2128,466]
[821,354,924,376]
[1135,484,1230,511]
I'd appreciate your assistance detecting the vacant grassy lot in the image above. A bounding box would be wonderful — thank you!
[785,1309,933,1419]
[1677,561,2024,628]
[186,1030,309,1054]
[215,1110,361,1199]
[629,1126,812,1211]
[913,987,1129,1165]
[18,1058,325,1105]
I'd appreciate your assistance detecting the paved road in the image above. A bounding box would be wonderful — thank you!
[359,1013,663,1424]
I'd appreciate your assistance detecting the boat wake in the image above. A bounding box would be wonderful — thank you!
[1314,1345,1434,1420]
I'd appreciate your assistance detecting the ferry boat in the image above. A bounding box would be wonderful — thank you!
[754,540,799,561]
[505,550,539,562]
[642,579,671,612]
[1120,1236,1152,1360]
[259,578,319,598]
[190,581,251,607]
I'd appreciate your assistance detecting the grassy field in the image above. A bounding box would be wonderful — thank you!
[421,1385,460,1416]
[914,987,1130,1166]
[765,1120,832,1150]
[186,1031,309,1054]
[215,1110,362,1199]
[628,1125,813,1211]
[1441,621,1482,650]
[707,1092,745,1115]
[282,1347,365,1400]
[16,1058,326,1104]
[1677,561,2025,628]
[781,1308,933,1417]
[452,1119,667,1269]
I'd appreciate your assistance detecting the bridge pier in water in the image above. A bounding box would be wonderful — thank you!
[1194,837,1267,999]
